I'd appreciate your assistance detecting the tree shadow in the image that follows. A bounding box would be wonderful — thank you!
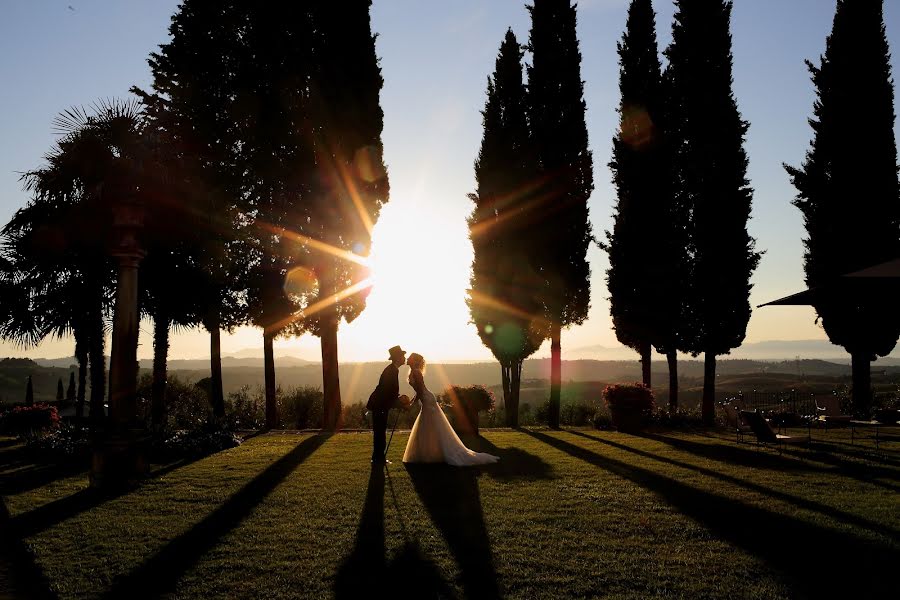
[0,496,58,600]
[333,465,455,600]
[101,433,329,599]
[406,464,501,600]
[569,430,898,540]
[639,431,900,492]
[8,454,209,539]
[0,459,90,496]
[523,429,899,598]
[464,435,555,481]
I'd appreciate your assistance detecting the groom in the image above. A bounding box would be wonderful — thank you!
[367,345,408,464]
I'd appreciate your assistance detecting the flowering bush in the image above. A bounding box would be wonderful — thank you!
[603,383,654,432]
[0,403,60,436]
[439,385,496,435]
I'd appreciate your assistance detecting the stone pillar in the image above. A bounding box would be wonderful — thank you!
[91,198,147,489]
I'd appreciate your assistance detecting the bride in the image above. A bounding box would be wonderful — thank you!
[402,352,500,466]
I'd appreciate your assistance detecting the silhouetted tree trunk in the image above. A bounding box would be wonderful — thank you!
[151,311,169,431]
[321,309,341,430]
[851,352,872,417]
[75,334,87,420]
[509,361,522,428]
[500,362,511,417]
[264,330,277,429]
[640,342,651,388]
[702,352,716,424]
[208,311,225,420]
[549,325,561,429]
[666,350,678,411]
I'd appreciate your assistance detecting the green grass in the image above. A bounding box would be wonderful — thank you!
[1,428,898,599]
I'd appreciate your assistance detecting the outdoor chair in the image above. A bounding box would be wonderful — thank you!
[813,395,852,430]
[723,403,752,443]
[740,410,809,454]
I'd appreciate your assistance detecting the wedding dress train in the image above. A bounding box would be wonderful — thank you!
[402,372,500,466]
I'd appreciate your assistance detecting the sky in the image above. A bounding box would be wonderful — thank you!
[0,0,898,363]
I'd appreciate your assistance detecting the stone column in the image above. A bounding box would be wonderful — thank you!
[90,198,147,489]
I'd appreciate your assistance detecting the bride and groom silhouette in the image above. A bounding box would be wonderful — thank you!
[366,345,500,467]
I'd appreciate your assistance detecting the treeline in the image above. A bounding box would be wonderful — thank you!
[469,0,899,425]
[0,2,388,431]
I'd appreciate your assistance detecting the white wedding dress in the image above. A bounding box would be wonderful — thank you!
[402,370,500,466]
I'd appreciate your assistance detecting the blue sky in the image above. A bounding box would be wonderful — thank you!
[0,0,898,361]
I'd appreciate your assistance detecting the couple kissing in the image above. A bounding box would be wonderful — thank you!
[366,345,499,467]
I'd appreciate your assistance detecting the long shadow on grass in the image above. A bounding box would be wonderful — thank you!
[0,455,89,496]
[406,464,501,600]
[569,430,898,540]
[9,454,209,539]
[0,496,58,599]
[333,466,455,599]
[639,432,900,492]
[465,435,555,481]
[101,434,329,599]
[523,429,899,598]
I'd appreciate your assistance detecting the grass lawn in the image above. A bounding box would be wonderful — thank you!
[1,427,898,599]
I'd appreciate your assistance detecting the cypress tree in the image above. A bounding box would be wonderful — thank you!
[235,2,315,430]
[607,0,686,404]
[56,377,64,402]
[66,371,76,404]
[305,0,389,430]
[25,375,33,406]
[527,0,594,429]
[469,30,546,427]
[785,0,900,416]
[666,0,759,425]
[136,0,250,421]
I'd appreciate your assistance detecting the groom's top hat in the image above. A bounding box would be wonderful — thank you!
[388,345,406,359]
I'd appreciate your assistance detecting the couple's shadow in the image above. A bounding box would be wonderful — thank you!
[333,463,500,600]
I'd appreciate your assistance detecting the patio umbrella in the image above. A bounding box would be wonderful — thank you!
[758,257,900,308]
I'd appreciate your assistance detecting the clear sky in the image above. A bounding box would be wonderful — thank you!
[0,0,898,362]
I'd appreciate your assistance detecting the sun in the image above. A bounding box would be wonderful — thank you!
[337,196,485,362]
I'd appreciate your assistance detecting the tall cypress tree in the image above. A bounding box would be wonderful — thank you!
[56,377,64,402]
[66,371,76,405]
[607,0,686,405]
[305,0,389,430]
[469,30,546,427]
[236,2,315,430]
[25,375,33,406]
[666,0,759,425]
[785,0,900,416]
[527,0,594,429]
[136,0,250,421]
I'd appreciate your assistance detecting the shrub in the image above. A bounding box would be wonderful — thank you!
[23,423,91,459]
[0,404,60,436]
[136,374,213,431]
[226,386,265,430]
[280,386,324,429]
[604,383,654,432]
[150,426,242,462]
[439,385,495,435]
[439,385,496,413]
[592,410,614,430]
[649,406,704,429]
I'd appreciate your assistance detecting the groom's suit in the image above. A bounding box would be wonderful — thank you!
[367,362,400,462]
